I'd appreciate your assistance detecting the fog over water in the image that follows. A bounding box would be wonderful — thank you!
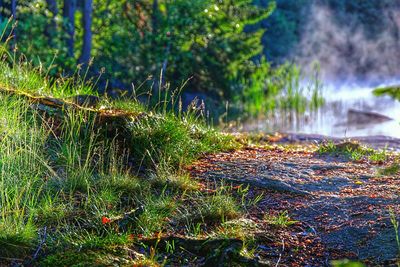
[255,4,400,138]
[295,4,400,85]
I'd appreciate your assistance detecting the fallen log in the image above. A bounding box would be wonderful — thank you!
[0,85,149,135]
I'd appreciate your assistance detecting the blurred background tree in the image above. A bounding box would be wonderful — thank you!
[0,0,274,101]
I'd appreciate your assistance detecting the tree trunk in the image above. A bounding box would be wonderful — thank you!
[10,0,16,46]
[10,0,15,17]
[0,1,3,22]
[45,0,58,47]
[151,0,158,33]
[63,0,76,58]
[78,0,93,66]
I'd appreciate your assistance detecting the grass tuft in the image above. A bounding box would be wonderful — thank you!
[317,140,388,163]
[264,210,298,228]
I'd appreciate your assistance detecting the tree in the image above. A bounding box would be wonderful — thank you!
[168,0,275,99]
[78,0,93,65]
[257,0,310,64]
[10,0,15,19]
[63,0,76,58]
[151,0,159,34]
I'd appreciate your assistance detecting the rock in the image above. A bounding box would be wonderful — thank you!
[251,176,311,195]
[347,109,393,125]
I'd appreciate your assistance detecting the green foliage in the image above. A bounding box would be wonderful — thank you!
[241,61,324,116]
[3,0,275,106]
[256,0,310,63]
[373,86,400,101]
[331,259,365,267]
[168,0,275,99]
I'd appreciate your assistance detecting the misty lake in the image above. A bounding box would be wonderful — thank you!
[241,83,400,138]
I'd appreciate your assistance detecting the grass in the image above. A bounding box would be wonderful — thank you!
[378,162,400,176]
[389,209,400,266]
[241,61,324,118]
[179,186,241,227]
[264,210,298,228]
[331,259,365,267]
[129,112,235,170]
[0,42,242,265]
[317,140,388,163]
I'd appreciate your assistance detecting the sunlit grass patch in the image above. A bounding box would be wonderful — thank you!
[378,162,400,176]
[32,194,72,226]
[39,232,134,266]
[388,209,400,259]
[214,219,258,240]
[0,95,49,260]
[264,210,298,228]
[202,194,240,221]
[210,218,259,261]
[331,259,365,267]
[191,190,241,223]
[0,88,237,264]
[136,193,178,236]
[0,218,37,259]
[0,40,97,100]
[129,113,237,170]
[317,140,388,162]
[97,173,144,197]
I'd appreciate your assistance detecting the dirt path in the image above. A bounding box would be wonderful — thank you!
[190,146,400,266]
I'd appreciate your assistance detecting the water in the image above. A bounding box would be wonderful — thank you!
[241,84,400,138]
